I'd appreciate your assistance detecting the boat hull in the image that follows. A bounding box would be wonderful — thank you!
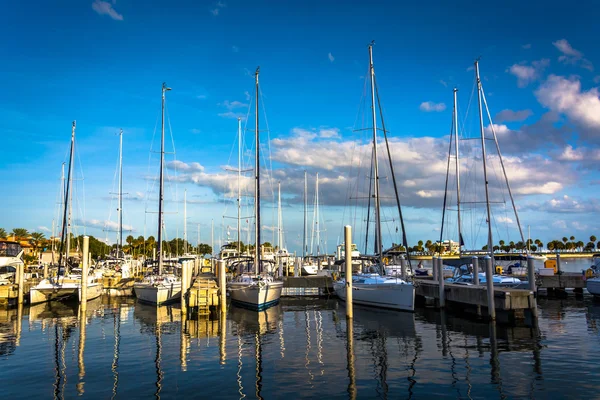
[78,282,104,302]
[334,281,415,312]
[587,278,600,297]
[134,282,182,305]
[29,285,78,305]
[228,281,283,310]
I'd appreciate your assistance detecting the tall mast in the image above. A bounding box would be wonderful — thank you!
[315,173,320,256]
[303,171,307,260]
[184,189,187,254]
[453,89,463,253]
[118,128,123,256]
[237,117,242,255]
[254,67,261,275]
[62,121,75,269]
[368,42,383,260]
[157,82,171,275]
[475,61,494,255]
[277,182,282,251]
[211,219,214,257]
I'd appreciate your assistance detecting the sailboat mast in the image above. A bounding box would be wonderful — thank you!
[303,171,307,259]
[184,189,187,254]
[59,123,75,268]
[316,173,320,256]
[158,82,171,275]
[277,182,282,251]
[475,61,494,255]
[118,128,123,256]
[237,117,242,255]
[453,88,463,252]
[254,67,261,274]
[65,121,75,269]
[368,42,383,260]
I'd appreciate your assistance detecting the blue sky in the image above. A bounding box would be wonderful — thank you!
[2,0,600,253]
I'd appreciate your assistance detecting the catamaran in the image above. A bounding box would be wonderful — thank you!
[333,43,415,312]
[227,67,283,310]
[134,83,182,305]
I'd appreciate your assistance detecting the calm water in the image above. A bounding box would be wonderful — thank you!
[1,294,600,399]
[417,256,595,273]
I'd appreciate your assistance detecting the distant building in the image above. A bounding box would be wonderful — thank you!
[437,240,460,255]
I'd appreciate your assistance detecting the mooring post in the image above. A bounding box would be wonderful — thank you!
[43,262,48,279]
[432,257,439,282]
[527,255,538,317]
[400,258,407,280]
[181,261,189,315]
[219,306,227,365]
[218,260,227,314]
[16,262,24,306]
[278,257,283,278]
[295,258,300,277]
[438,258,445,308]
[484,255,495,320]
[346,315,356,400]
[345,225,353,319]
[81,236,89,308]
[556,253,561,275]
[472,256,479,285]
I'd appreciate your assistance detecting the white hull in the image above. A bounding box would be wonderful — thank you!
[78,282,104,302]
[302,265,318,275]
[29,279,78,305]
[104,287,134,297]
[228,281,283,309]
[334,281,415,312]
[134,281,182,305]
[587,278,600,297]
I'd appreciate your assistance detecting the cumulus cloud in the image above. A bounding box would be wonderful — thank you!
[419,101,446,112]
[77,219,135,233]
[507,59,549,87]
[535,75,600,140]
[218,99,248,119]
[210,1,226,16]
[524,195,600,214]
[92,0,123,20]
[553,39,593,71]
[37,226,51,233]
[494,109,533,122]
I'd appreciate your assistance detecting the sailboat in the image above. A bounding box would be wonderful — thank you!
[301,173,320,276]
[134,83,182,305]
[97,129,139,296]
[30,122,104,304]
[227,67,283,310]
[333,43,415,312]
[440,61,528,288]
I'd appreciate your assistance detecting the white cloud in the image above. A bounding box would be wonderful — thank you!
[210,1,226,16]
[37,226,51,233]
[494,109,533,122]
[522,44,532,49]
[514,181,563,195]
[319,128,340,138]
[439,80,448,87]
[419,101,446,112]
[553,39,593,71]
[244,91,251,101]
[218,111,246,119]
[556,145,600,162]
[535,75,600,136]
[218,99,248,119]
[328,53,335,63]
[190,128,201,134]
[92,0,123,21]
[196,94,207,100]
[496,216,514,224]
[507,59,549,87]
[78,219,135,233]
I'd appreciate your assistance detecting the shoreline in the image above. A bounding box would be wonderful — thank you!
[410,253,595,260]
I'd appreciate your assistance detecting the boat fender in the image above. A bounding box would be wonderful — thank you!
[495,266,503,275]
[383,257,389,265]
[586,268,595,279]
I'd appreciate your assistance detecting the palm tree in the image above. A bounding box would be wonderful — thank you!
[562,237,568,244]
[591,235,597,247]
[570,235,575,241]
[30,232,46,256]
[11,228,29,240]
[0,228,6,239]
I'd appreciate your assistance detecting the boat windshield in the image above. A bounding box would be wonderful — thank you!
[0,242,22,257]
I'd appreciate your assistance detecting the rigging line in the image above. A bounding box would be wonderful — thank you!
[374,75,412,270]
[165,104,179,216]
[440,104,456,254]
[481,87,526,246]
[365,147,373,255]
[258,84,276,201]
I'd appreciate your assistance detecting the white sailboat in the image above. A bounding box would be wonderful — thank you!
[333,43,415,312]
[440,61,527,287]
[134,82,182,305]
[227,67,283,310]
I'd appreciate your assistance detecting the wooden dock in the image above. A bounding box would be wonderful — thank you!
[415,281,537,324]
[0,279,40,307]
[186,274,220,315]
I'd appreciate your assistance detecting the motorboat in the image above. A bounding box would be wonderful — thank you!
[0,241,24,285]
[585,254,600,297]
[29,270,104,304]
[228,272,283,310]
[444,264,528,288]
[133,273,182,305]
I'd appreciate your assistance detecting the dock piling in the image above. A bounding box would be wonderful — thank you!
[181,260,188,314]
[16,261,24,306]
[218,260,227,314]
[472,256,479,285]
[484,255,495,320]
[527,256,538,317]
[438,258,445,308]
[433,256,438,282]
[344,225,353,319]
[81,236,89,308]
[400,258,407,280]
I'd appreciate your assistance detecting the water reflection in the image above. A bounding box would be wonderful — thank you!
[230,304,283,400]
[0,306,19,356]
